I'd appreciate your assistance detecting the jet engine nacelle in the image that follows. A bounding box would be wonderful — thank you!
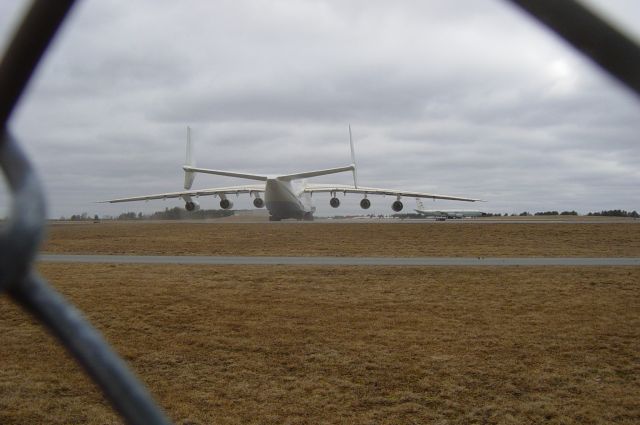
[330,197,340,208]
[220,199,234,210]
[253,197,265,208]
[360,198,371,209]
[185,201,200,211]
[391,200,403,212]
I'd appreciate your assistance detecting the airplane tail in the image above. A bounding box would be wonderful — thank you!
[349,124,359,188]
[184,126,196,189]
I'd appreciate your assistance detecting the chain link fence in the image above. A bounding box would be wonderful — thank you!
[0,1,637,424]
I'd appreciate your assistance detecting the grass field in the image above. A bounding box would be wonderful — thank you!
[42,221,640,257]
[1,264,638,424]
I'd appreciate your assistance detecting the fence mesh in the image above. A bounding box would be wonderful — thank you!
[0,1,637,424]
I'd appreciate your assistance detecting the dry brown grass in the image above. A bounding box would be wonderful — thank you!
[1,264,638,424]
[42,221,640,257]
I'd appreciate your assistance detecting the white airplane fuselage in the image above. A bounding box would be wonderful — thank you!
[264,178,313,220]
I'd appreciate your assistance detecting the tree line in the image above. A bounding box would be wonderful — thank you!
[65,207,234,221]
[497,210,638,217]
[63,207,639,221]
[586,209,639,218]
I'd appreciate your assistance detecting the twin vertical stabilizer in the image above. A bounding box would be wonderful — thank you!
[349,124,359,189]
[184,126,196,189]
[182,125,359,189]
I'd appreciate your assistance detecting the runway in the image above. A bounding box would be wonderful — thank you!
[38,254,640,266]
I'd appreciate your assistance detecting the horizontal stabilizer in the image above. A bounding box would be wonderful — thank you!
[278,164,355,181]
[183,166,269,181]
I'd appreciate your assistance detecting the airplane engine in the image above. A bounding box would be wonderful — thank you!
[360,198,371,209]
[330,197,340,208]
[253,197,265,208]
[391,200,403,212]
[220,199,234,210]
[185,201,200,211]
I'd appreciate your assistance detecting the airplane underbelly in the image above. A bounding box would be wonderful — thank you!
[264,179,305,219]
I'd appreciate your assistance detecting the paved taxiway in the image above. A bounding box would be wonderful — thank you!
[39,254,640,266]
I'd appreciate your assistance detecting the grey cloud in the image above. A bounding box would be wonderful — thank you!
[1,0,639,218]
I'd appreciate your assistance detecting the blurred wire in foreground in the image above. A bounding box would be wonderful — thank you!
[0,1,172,424]
[507,0,640,99]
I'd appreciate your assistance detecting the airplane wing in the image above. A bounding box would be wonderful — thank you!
[99,184,266,203]
[303,184,483,202]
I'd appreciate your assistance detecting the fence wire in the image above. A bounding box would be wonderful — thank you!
[0,0,638,424]
[0,1,172,424]
[506,0,640,99]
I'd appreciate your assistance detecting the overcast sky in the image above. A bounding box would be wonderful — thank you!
[1,0,639,218]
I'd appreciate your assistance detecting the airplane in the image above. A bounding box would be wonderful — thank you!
[414,199,484,220]
[102,126,483,221]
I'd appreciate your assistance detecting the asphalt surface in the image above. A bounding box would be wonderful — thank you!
[38,254,640,266]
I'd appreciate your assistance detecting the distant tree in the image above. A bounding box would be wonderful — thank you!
[118,212,137,220]
[560,210,578,215]
[152,207,182,220]
[587,209,638,217]
[147,207,233,220]
[519,211,530,216]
